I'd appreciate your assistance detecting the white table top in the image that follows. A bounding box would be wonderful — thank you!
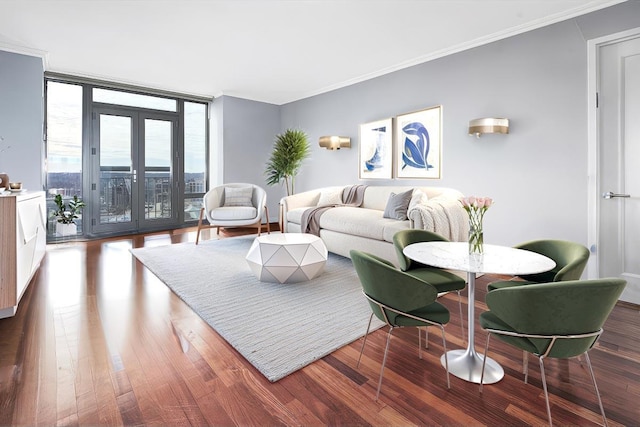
[255,233,323,245]
[403,241,556,276]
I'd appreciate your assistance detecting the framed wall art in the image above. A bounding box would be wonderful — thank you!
[358,118,393,180]
[394,105,442,179]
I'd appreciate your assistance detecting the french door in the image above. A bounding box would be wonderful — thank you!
[90,107,179,235]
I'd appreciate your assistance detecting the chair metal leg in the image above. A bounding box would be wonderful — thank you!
[479,333,491,393]
[457,290,465,343]
[195,208,205,245]
[524,351,529,383]
[425,326,429,349]
[539,356,553,427]
[375,326,395,401]
[440,325,450,389]
[417,327,430,359]
[357,313,374,368]
[584,352,609,427]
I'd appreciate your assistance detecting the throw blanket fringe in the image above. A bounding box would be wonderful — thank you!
[409,197,469,242]
[301,184,368,236]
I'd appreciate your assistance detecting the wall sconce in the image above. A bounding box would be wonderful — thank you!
[319,136,351,150]
[468,118,509,138]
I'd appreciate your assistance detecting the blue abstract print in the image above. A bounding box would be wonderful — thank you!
[402,122,433,170]
[365,125,386,171]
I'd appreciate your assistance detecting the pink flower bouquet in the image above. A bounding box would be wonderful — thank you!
[460,196,493,254]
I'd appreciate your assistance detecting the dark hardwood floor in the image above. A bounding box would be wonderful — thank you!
[1,226,638,426]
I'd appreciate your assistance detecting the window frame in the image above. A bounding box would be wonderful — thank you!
[44,74,210,240]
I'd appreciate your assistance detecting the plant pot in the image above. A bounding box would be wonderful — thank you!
[56,222,77,237]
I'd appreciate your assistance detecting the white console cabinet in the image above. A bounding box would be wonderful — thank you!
[0,191,46,318]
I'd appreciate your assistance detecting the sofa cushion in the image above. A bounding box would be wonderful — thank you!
[223,186,253,207]
[320,207,385,240]
[211,206,257,220]
[286,207,307,225]
[382,220,411,243]
[318,207,408,241]
[383,189,413,220]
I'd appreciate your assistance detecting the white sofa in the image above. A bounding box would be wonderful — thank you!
[280,185,468,264]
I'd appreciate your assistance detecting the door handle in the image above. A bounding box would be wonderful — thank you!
[602,191,631,199]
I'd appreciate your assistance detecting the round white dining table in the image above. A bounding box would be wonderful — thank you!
[403,241,556,384]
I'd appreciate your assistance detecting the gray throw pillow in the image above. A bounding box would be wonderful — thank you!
[383,189,413,220]
[223,186,254,207]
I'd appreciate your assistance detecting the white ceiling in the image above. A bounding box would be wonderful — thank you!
[0,0,626,105]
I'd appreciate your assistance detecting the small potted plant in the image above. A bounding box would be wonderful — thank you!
[52,194,86,237]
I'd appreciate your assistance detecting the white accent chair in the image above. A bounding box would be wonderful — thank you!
[196,183,270,244]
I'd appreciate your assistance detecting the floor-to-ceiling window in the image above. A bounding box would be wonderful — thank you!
[45,81,84,236]
[184,102,207,221]
[45,77,209,240]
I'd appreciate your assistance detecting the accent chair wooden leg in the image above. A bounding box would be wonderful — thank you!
[195,208,205,245]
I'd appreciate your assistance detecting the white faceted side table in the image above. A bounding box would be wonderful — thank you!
[246,233,328,283]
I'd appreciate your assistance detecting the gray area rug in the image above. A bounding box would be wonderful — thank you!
[130,235,384,382]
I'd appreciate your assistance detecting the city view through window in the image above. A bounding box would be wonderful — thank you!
[46,81,208,238]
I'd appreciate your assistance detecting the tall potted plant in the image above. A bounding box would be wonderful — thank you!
[265,129,311,196]
[52,194,86,237]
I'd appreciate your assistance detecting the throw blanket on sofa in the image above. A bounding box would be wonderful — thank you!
[408,197,469,242]
[301,184,368,236]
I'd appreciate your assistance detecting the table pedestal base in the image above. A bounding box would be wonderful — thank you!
[440,349,504,384]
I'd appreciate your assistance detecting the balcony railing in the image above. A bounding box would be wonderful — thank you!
[46,170,205,237]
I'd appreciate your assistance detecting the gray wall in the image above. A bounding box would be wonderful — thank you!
[277,1,640,247]
[0,50,44,191]
[214,95,281,219]
[3,2,639,241]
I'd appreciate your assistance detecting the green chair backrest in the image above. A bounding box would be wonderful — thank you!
[350,249,438,325]
[516,239,590,283]
[393,229,449,272]
[485,278,626,358]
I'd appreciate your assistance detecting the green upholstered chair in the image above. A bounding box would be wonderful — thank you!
[479,278,626,426]
[350,249,451,400]
[393,229,466,339]
[487,239,590,291]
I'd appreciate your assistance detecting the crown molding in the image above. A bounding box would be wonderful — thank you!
[287,0,628,105]
[0,41,49,69]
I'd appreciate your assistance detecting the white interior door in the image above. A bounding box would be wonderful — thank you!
[597,34,640,304]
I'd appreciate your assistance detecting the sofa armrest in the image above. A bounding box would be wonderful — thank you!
[280,189,322,232]
[407,196,469,242]
[281,189,321,211]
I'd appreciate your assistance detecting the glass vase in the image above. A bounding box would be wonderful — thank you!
[468,221,484,255]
